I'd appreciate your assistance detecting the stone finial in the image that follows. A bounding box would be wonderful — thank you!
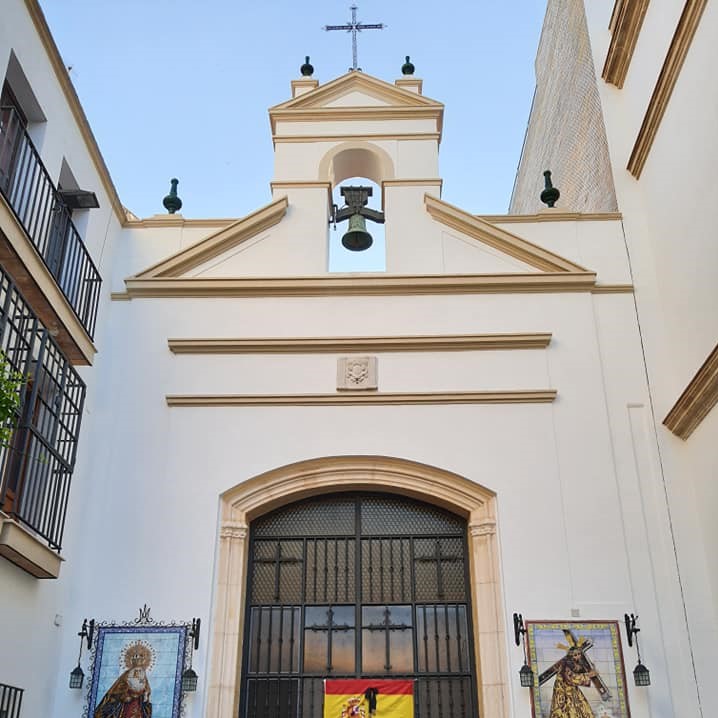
[162,178,182,214]
[540,170,560,208]
[300,56,314,77]
[401,55,415,75]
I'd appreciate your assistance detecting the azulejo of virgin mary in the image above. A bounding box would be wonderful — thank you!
[94,640,155,718]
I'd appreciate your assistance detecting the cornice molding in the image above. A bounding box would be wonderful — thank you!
[424,195,589,272]
[273,132,441,144]
[131,196,288,279]
[628,0,708,178]
[603,0,651,88]
[166,390,558,407]
[663,342,718,439]
[270,106,444,136]
[24,0,126,225]
[167,333,553,355]
[270,71,442,111]
[590,284,634,294]
[125,217,237,229]
[124,272,597,298]
[480,212,623,223]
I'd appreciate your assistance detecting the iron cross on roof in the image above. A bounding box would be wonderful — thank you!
[324,4,385,72]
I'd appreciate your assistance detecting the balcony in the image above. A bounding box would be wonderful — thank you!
[0,265,86,574]
[0,683,23,718]
[0,106,101,363]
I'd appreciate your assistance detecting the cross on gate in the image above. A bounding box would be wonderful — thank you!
[307,607,353,672]
[324,4,385,72]
[365,606,412,671]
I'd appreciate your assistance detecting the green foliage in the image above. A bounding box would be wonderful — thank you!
[0,351,25,447]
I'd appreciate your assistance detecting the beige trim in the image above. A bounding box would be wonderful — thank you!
[425,195,589,273]
[590,284,634,294]
[132,197,288,279]
[270,71,442,111]
[167,333,552,355]
[663,342,718,439]
[25,1,126,225]
[270,72,444,137]
[125,217,237,229]
[0,196,96,364]
[0,517,62,578]
[124,272,597,298]
[273,132,441,144]
[271,106,444,134]
[166,390,557,407]
[208,456,508,718]
[627,0,708,178]
[110,292,131,301]
[603,0,651,88]
[480,212,623,223]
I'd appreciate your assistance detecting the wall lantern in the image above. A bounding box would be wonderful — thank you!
[69,618,95,689]
[513,613,534,688]
[624,613,650,687]
[181,618,201,693]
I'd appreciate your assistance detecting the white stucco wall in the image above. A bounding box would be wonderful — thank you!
[581,1,718,714]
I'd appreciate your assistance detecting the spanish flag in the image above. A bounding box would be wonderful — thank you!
[324,679,413,718]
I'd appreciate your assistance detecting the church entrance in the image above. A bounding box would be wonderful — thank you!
[239,493,478,718]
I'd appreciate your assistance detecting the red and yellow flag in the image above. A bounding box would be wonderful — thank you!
[324,679,413,718]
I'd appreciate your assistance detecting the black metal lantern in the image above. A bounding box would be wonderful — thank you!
[633,661,651,687]
[181,667,198,693]
[625,613,651,687]
[182,618,201,693]
[519,662,534,688]
[69,665,84,690]
[69,618,94,690]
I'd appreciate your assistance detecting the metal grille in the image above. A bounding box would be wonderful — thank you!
[0,683,23,718]
[0,266,86,550]
[0,106,101,337]
[241,494,478,718]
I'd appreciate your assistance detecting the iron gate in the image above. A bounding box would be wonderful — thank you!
[240,494,478,718]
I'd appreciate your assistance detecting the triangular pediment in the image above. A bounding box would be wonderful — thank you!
[269,72,444,135]
[424,195,589,273]
[132,196,288,279]
[271,72,442,110]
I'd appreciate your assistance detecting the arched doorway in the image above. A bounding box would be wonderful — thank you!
[208,457,507,718]
[240,493,477,718]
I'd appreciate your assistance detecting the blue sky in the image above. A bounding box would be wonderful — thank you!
[39,1,547,222]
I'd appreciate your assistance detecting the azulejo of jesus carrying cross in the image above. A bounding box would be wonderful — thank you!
[324,4,385,72]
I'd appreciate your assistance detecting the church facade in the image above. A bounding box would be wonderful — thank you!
[0,2,713,718]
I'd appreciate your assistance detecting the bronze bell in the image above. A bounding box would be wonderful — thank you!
[341,212,373,251]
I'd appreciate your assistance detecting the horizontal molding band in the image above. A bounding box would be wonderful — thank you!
[123,272,598,298]
[627,0,707,178]
[273,133,441,143]
[663,342,718,439]
[166,390,558,407]
[603,0,650,88]
[125,217,237,228]
[590,284,634,294]
[167,333,553,355]
[479,212,623,223]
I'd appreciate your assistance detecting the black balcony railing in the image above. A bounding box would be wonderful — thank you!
[0,106,101,339]
[0,266,86,551]
[0,683,23,718]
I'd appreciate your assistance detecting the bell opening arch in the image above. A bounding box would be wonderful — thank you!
[319,142,395,188]
[207,456,509,718]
